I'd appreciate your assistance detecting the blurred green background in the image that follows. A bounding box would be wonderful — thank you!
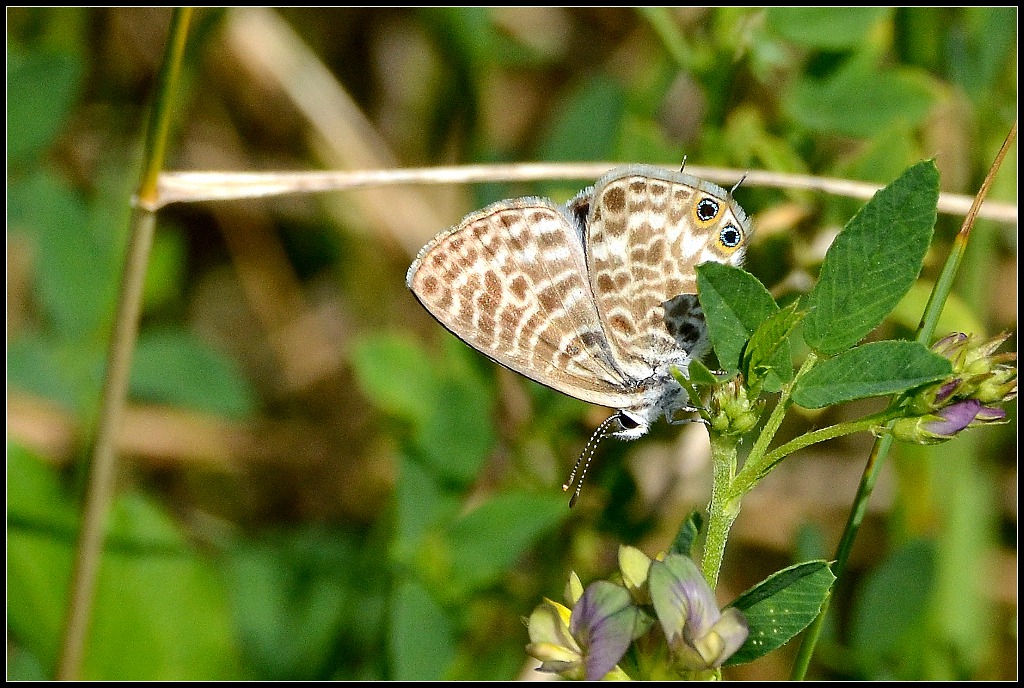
[7,7,1016,680]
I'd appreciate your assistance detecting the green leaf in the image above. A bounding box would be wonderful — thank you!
[839,125,923,187]
[537,75,625,199]
[414,375,495,485]
[947,7,1018,102]
[640,7,696,70]
[421,7,543,67]
[668,511,704,557]
[8,441,82,533]
[720,105,811,176]
[351,334,442,425]
[802,161,940,355]
[393,455,460,562]
[785,61,936,138]
[791,340,951,409]
[445,491,567,591]
[8,48,84,162]
[741,301,803,394]
[7,443,242,679]
[131,329,256,419]
[7,445,80,677]
[725,560,836,666]
[390,580,457,680]
[765,7,890,50]
[86,498,242,679]
[353,334,496,485]
[616,114,681,165]
[223,527,377,680]
[10,171,120,341]
[696,262,780,376]
[685,359,720,387]
[7,334,104,415]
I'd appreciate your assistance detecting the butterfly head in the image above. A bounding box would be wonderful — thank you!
[611,409,651,440]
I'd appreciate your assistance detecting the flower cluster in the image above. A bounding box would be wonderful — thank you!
[525,547,748,680]
[707,376,762,436]
[892,333,1016,445]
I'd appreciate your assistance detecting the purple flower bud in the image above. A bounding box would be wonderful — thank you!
[908,377,963,415]
[924,399,984,437]
[933,378,960,405]
[570,581,650,680]
[895,399,1010,445]
[931,332,969,365]
[971,405,1007,424]
[648,554,749,671]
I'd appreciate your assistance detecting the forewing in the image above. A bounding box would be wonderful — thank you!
[585,165,751,376]
[407,198,640,408]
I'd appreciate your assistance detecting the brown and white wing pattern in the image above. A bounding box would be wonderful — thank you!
[407,198,642,409]
[581,165,752,379]
[407,165,754,441]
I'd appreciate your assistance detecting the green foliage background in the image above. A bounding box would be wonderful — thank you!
[7,7,1017,680]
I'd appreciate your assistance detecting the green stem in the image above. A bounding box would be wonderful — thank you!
[733,352,818,492]
[789,120,1017,680]
[914,119,1016,345]
[702,353,819,587]
[750,409,903,486]
[789,433,895,680]
[701,433,740,588]
[55,9,192,680]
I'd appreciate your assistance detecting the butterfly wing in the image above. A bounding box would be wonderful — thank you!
[407,198,642,409]
[580,165,752,379]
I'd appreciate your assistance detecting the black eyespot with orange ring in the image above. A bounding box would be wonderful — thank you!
[695,197,720,223]
[719,224,742,249]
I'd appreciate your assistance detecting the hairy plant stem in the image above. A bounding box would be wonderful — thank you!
[754,409,904,483]
[701,432,739,588]
[701,354,818,587]
[733,353,818,495]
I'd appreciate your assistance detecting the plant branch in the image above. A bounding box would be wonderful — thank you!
[55,9,192,680]
[789,118,1017,681]
[733,352,818,494]
[915,119,1018,344]
[150,165,1017,224]
[701,433,740,588]
[755,409,903,481]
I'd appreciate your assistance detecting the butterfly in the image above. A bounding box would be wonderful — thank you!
[407,164,752,503]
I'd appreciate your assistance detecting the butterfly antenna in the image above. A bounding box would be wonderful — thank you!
[563,413,619,508]
[729,172,749,196]
[679,155,688,173]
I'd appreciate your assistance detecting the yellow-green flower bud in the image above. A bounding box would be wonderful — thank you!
[619,545,653,604]
[709,377,762,436]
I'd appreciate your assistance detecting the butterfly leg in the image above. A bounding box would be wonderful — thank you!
[666,407,710,427]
